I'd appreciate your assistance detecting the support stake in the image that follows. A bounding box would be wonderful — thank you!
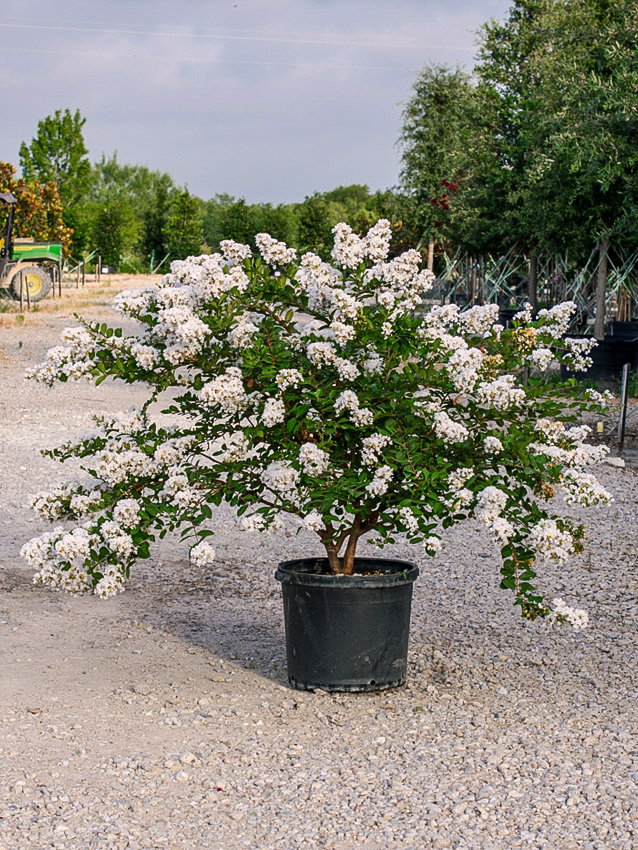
[618,362,630,457]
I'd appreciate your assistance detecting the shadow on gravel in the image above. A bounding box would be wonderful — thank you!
[126,556,290,685]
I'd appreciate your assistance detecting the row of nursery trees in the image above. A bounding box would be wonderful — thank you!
[2,0,637,334]
[401,0,638,336]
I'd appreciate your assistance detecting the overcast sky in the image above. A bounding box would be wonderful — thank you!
[1,0,511,203]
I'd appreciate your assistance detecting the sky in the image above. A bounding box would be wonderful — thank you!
[1,0,511,204]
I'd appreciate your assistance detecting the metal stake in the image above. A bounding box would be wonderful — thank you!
[618,362,630,457]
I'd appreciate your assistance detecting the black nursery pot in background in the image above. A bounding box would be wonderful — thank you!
[275,557,419,693]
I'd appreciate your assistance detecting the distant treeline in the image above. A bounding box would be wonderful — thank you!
[1,107,423,273]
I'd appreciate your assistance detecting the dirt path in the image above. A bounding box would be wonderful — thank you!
[1,286,637,850]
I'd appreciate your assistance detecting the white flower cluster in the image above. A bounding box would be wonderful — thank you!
[129,343,161,370]
[228,317,260,350]
[21,521,133,600]
[334,390,374,426]
[255,233,297,266]
[476,375,526,411]
[335,357,360,382]
[330,321,356,346]
[457,304,500,336]
[550,598,589,631]
[218,431,251,462]
[299,442,330,476]
[220,240,252,264]
[433,410,469,444]
[112,499,141,528]
[563,337,597,372]
[329,219,393,272]
[303,509,326,532]
[260,460,300,494]
[161,473,200,509]
[361,433,391,467]
[447,347,483,392]
[200,367,248,415]
[560,470,612,507]
[475,486,513,546]
[262,397,286,427]
[366,465,393,497]
[529,348,555,371]
[190,540,216,567]
[527,519,574,564]
[484,436,503,454]
[276,369,303,391]
[537,301,576,336]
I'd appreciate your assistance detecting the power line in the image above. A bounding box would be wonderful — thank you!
[0,21,472,52]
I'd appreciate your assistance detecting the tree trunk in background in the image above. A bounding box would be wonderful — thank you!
[594,236,610,340]
[528,253,538,316]
[428,241,435,273]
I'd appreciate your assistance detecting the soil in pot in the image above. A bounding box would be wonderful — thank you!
[275,557,419,693]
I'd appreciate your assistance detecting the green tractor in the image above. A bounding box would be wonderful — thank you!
[0,192,63,302]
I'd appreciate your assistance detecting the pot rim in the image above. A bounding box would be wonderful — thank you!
[275,556,419,588]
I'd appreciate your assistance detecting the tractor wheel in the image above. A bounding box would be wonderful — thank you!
[9,265,52,302]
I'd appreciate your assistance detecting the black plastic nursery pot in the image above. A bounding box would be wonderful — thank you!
[275,557,419,693]
[609,320,638,341]
[560,335,638,383]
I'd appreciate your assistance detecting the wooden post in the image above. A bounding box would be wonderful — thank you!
[427,241,435,273]
[594,235,610,340]
[25,272,31,310]
[97,256,101,284]
[528,253,538,316]
[82,259,85,287]
[19,271,23,311]
[76,261,80,289]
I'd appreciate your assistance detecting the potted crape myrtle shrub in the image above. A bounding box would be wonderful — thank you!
[23,221,613,691]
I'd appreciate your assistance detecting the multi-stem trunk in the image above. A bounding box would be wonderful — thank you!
[320,513,377,576]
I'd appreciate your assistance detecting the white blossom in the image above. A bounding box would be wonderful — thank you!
[528,519,574,564]
[113,499,141,528]
[228,318,259,350]
[190,541,216,567]
[200,367,248,414]
[331,222,366,268]
[276,369,303,391]
[299,442,330,476]
[550,597,589,630]
[262,397,286,427]
[361,433,391,467]
[220,240,252,264]
[484,436,503,454]
[476,375,525,411]
[529,348,555,371]
[255,233,297,265]
[334,390,373,426]
[260,461,300,493]
[433,411,469,443]
[366,465,393,497]
[303,510,326,532]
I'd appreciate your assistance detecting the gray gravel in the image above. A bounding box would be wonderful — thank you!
[1,310,638,850]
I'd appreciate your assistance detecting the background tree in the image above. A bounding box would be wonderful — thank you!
[399,65,476,264]
[19,109,92,249]
[0,161,72,253]
[163,188,203,260]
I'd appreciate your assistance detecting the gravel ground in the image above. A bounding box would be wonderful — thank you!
[1,301,637,850]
